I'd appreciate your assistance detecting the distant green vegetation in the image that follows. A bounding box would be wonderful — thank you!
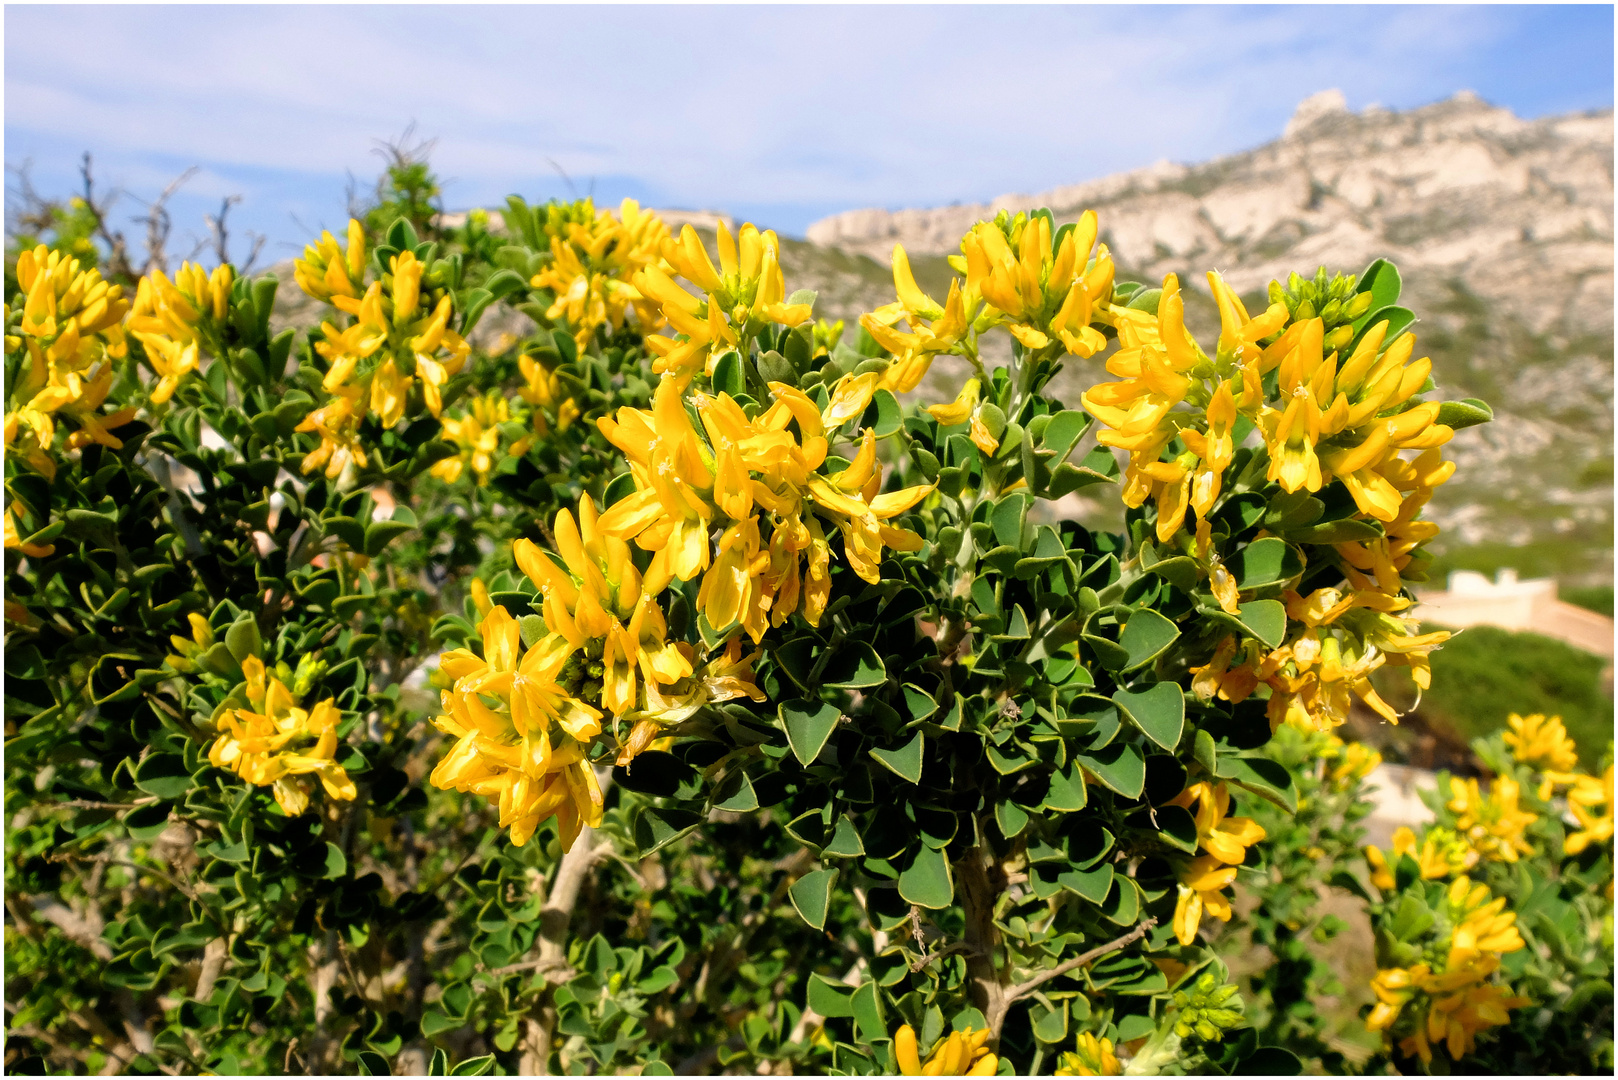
[1562,584,1615,617]
[1380,625,1613,767]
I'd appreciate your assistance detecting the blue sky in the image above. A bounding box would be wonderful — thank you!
[6,5,1613,265]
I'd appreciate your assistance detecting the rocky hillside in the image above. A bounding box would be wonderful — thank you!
[269,91,1611,582]
[793,91,1614,584]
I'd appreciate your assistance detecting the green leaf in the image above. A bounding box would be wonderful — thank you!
[1194,730,1218,775]
[1071,742,1145,799]
[712,771,759,812]
[823,642,886,689]
[870,732,924,784]
[1230,538,1302,590]
[1112,683,1185,751]
[712,351,745,398]
[357,1050,391,1075]
[1214,755,1297,812]
[450,1054,496,1076]
[851,981,887,1045]
[321,842,348,880]
[824,816,866,858]
[634,806,703,856]
[1435,397,1493,430]
[1059,862,1114,904]
[1117,609,1180,672]
[790,868,838,930]
[898,845,954,909]
[869,389,903,438]
[224,617,263,663]
[996,800,1030,839]
[1043,764,1088,812]
[1283,517,1384,544]
[429,1048,450,1075]
[1100,877,1141,925]
[1151,804,1199,854]
[1354,258,1401,321]
[1352,305,1416,350]
[124,803,172,842]
[1235,600,1287,649]
[991,492,1028,548]
[134,754,193,800]
[364,519,414,557]
[603,471,638,508]
[1144,555,1199,593]
[902,683,938,724]
[1030,999,1068,1045]
[808,973,855,1018]
[780,699,841,766]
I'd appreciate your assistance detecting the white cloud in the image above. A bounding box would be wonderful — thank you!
[6,4,1608,241]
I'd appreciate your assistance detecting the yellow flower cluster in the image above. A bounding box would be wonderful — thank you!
[1367,876,1529,1065]
[1503,711,1578,772]
[861,209,1115,399]
[1097,268,1456,737]
[1446,775,1538,863]
[1367,825,1480,889]
[530,198,668,348]
[1323,733,1382,787]
[4,245,133,478]
[431,390,520,486]
[127,261,234,405]
[1191,576,1449,735]
[207,655,358,817]
[634,220,811,378]
[893,1024,998,1076]
[429,500,766,848]
[1054,1032,1121,1076]
[1084,274,1451,540]
[1168,781,1266,945]
[293,220,470,476]
[518,352,581,438]
[595,370,932,638]
[1544,763,1614,857]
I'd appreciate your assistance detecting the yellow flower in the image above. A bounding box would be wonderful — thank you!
[860,244,977,394]
[208,656,357,816]
[530,198,668,347]
[1054,1032,1121,1076]
[962,210,1113,356]
[1173,854,1239,945]
[636,221,810,378]
[432,391,513,485]
[430,606,604,850]
[309,236,469,432]
[514,498,692,718]
[1365,826,1478,890]
[597,376,718,582]
[927,378,980,426]
[295,388,369,480]
[127,262,233,405]
[1169,781,1266,865]
[1367,876,1529,1065]
[294,218,368,304]
[893,1024,997,1076]
[5,245,132,475]
[1502,712,1579,772]
[1447,775,1537,863]
[3,501,54,559]
[1329,740,1382,785]
[1562,765,1613,856]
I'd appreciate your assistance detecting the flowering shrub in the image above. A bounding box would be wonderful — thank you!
[5,157,1610,1077]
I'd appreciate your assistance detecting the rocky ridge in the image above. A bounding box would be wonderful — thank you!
[797,91,1614,582]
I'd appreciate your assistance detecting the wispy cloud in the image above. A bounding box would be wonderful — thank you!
[6,4,1611,254]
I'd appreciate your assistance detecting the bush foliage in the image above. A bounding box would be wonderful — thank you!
[4,152,1611,1077]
